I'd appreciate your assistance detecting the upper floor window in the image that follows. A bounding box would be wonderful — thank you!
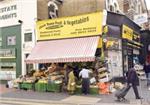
[7,36,16,46]
[110,5,114,12]
[24,33,32,42]
[48,1,58,19]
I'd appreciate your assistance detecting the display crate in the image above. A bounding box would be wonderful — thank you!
[19,82,33,90]
[35,83,47,92]
[75,85,99,94]
[89,86,99,94]
[75,86,82,94]
[47,83,62,92]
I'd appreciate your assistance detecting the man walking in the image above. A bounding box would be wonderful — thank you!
[79,66,92,95]
[127,68,142,99]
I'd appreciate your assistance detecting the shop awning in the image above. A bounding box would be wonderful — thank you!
[25,36,99,64]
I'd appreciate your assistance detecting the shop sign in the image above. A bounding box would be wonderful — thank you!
[0,4,17,20]
[134,13,148,25]
[0,48,16,59]
[36,12,103,40]
[122,25,133,40]
[133,32,140,42]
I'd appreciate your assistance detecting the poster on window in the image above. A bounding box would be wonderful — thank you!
[7,36,16,45]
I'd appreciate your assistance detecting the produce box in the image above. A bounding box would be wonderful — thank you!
[89,86,99,94]
[75,85,99,94]
[19,82,33,90]
[47,83,61,92]
[75,85,82,94]
[35,83,47,92]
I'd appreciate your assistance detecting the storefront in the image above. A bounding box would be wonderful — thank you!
[22,12,112,94]
[106,11,141,78]
[0,25,22,81]
[26,12,103,64]
[0,0,37,82]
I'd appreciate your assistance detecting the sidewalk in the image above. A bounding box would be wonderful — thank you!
[0,84,16,94]
[0,81,150,105]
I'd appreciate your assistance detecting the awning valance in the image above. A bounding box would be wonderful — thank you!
[25,36,99,64]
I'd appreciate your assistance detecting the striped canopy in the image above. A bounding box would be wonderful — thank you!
[25,36,99,64]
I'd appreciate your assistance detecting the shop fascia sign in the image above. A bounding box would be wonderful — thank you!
[0,48,16,59]
[36,12,103,40]
[122,25,141,46]
[0,4,17,21]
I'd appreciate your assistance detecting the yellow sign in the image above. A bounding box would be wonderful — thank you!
[97,38,102,48]
[36,12,103,40]
[103,25,108,34]
[122,25,133,40]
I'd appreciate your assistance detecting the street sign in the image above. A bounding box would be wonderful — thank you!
[134,13,148,25]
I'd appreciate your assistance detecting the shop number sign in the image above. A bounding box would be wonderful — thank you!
[36,12,103,40]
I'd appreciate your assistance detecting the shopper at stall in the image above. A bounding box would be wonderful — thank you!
[64,64,70,86]
[143,61,150,89]
[67,66,76,95]
[79,66,92,95]
[127,68,142,99]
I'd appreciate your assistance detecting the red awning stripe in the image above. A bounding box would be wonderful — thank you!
[25,36,99,64]
[25,57,95,64]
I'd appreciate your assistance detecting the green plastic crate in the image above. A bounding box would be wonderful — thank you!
[47,83,61,92]
[35,83,47,92]
[75,86,82,94]
[75,86,99,95]
[89,87,99,94]
[19,82,33,90]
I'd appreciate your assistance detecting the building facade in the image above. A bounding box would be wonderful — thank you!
[1,0,145,80]
[123,0,149,30]
[0,0,37,81]
[37,0,122,20]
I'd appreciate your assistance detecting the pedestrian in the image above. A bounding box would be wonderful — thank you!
[67,66,76,95]
[127,68,142,99]
[79,66,92,95]
[143,61,150,90]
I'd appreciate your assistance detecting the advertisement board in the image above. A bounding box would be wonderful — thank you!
[36,12,103,40]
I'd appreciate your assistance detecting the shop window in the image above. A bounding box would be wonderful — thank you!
[110,5,114,12]
[24,33,32,42]
[7,36,16,46]
[25,54,33,74]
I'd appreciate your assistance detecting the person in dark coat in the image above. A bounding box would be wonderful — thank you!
[143,62,150,88]
[127,68,142,99]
